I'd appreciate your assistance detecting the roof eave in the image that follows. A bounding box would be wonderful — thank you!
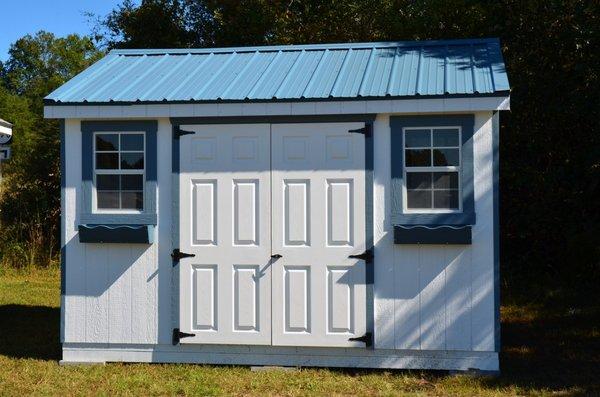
[43,91,510,107]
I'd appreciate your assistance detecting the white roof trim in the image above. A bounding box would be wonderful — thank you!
[44,96,510,119]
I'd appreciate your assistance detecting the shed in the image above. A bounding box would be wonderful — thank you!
[44,38,510,371]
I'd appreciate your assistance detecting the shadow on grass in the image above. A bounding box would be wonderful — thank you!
[0,302,597,394]
[313,303,600,394]
[489,304,600,394]
[0,305,61,360]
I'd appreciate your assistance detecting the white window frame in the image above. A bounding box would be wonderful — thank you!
[402,126,462,214]
[92,131,146,214]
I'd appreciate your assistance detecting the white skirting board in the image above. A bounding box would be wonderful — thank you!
[62,344,499,371]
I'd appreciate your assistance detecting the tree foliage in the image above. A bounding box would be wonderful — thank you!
[92,0,599,297]
[0,32,102,267]
[1,1,598,298]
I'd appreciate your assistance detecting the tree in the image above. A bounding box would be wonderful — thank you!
[0,32,102,267]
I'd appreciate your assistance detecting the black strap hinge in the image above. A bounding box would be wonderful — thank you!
[348,123,372,137]
[349,248,373,264]
[174,125,195,139]
[172,328,195,345]
[172,249,195,266]
[349,332,372,347]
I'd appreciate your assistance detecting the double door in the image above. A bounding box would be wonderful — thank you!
[178,122,366,347]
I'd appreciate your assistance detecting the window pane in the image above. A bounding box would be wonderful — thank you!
[434,190,459,209]
[407,190,432,209]
[121,174,143,191]
[433,129,459,147]
[97,191,119,209]
[433,148,459,166]
[96,153,119,169]
[433,172,459,189]
[96,134,118,151]
[96,174,119,191]
[121,152,144,169]
[121,175,144,190]
[121,134,144,151]
[121,192,143,210]
[406,172,432,190]
[405,129,431,147]
[405,149,431,166]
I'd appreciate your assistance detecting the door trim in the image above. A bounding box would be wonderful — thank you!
[171,114,376,126]
[171,115,376,346]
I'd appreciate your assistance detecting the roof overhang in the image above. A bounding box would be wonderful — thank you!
[44,94,510,119]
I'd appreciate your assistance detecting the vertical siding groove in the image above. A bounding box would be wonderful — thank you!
[417,246,422,349]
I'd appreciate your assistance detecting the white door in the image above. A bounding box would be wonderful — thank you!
[271,123,367,347]
[178,124,272,345]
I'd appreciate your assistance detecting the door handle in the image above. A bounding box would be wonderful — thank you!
[271,254,283,260]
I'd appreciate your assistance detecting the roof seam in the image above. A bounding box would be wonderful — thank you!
[246,50,283,99]
[273,49,305,99]
[140,53,192,101]
[357,48,376,97]
[167,53,214,100]
[301,49,328,98]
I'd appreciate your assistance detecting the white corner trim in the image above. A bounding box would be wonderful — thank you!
[44,97,510,119]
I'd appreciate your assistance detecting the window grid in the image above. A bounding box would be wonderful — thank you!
[93,132,145,212]
[403,127,462,213]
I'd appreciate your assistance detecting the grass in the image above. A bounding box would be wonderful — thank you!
[0,268,598,396]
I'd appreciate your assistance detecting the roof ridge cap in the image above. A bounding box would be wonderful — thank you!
[108,38,501,56]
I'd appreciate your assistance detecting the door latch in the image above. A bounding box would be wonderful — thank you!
[172,328,195,345]
[171,249,195,265]
[348,248,373,263]
[349,332,372,347]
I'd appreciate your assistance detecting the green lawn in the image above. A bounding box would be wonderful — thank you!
[0,268,597,396]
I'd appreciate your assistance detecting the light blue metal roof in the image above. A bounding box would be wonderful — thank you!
[45,38,509,104]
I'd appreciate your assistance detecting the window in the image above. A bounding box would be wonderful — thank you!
[403,127,461,212]
[94,132,145,211]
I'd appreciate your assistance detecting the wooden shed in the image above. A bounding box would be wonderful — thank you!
[44,38,510,371]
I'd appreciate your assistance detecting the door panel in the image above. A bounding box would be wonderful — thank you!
[179,124,271,345]
[271,123,367,347]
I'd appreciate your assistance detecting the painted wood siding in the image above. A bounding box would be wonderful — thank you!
[373,112,495,352]
[62,113,495,353]
[62,119,167,344]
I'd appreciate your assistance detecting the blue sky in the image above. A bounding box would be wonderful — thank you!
[0,0,131,62]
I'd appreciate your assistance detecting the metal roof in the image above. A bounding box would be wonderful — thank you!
[45,38,509,105]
